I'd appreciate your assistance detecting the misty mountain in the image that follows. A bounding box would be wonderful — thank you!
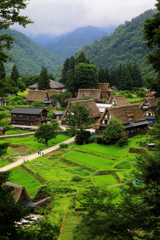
[46,26,115,58]
[1,29,64,75]
[27,31,72,48]
[75,9,156,79]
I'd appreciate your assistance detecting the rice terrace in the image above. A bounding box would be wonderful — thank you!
[0,132,149,239]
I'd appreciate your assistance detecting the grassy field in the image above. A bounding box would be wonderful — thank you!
[58,211,81,240]
[5,129,30,135]
[7,133,148,240]
[63,151,114,171]
[9,168,41,198]
[92,174,118,187]
[76,143,121,158]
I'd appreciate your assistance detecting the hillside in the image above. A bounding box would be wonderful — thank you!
[2,29,64,75]
[46,26,113,58]
[76,9,156,79]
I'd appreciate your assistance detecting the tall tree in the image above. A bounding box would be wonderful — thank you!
[0,63,6,79]
[74,63,98,91]
[98,65,105,83]
[65,103,92,135]
[143,0,160,96]
[34,121,59,146]
[0,0,33,64]
[10,64,20,87]
[76,51,90,65]
[38,66,50,90]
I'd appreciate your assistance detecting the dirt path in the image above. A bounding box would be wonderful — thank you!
[0,137,75,172]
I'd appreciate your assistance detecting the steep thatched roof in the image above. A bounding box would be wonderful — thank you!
[26,90,47,102]
[142,97,158,108]
[28,80,64,90]
[47,89,62,99]
[94,104,146,129]
[96,83,113,92]
[108,95,129,106]
[62,99,101,119]
[77,89,101,100]
[4,182,30,202]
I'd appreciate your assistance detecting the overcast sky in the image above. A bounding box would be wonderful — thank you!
[12,0,156,36]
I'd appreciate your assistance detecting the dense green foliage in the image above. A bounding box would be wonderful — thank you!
[60,52,98,96]
[76,9,156,79]
[102,118,125,144]
[65,103,92,135]
[34,121,59,146]
[99,63,143,89]
[2,29,64,75]
[38,66,50,90]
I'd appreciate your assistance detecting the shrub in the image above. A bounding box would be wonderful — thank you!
[95,136,103,144]
[59,143,68,148]
[126,93,133,98]
[71,175,82,181]
[88,135,99,143]
[117,136,129,147]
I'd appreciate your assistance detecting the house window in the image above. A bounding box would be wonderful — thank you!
[13,121,16,123]
[128,117,133,122]
[13,114,16,117]
[19,114,23,117]
[146,113,149,116]
[83,93,90,97]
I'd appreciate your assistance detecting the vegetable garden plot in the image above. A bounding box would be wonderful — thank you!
[63,151,114,170]
[77,143,121,158]
[92,175,118,187]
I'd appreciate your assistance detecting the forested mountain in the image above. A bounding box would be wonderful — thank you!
[2,29,64,75]
[46,26,113,58]
[76,9,156,80]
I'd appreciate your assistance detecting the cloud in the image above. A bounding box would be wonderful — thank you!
[12,0,156,36]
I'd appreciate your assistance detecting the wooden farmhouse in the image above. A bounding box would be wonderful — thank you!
[108,95,130,106]
[28,79,64,91]
[96,83,113,98]
[10,107,48,126]
[77,89,101,102]
[141,97,158,125]
[94,104,149,136]
[62,99,101,124]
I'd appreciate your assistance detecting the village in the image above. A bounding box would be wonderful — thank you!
[0,78,158,239]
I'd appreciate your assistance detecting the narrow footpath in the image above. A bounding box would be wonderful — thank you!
[0,137,75,172]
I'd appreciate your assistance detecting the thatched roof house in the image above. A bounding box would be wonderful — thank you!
[47,89,62,99]
[141,97,158,110]
[28,80,64,90]
[77,89,101,101]
[94,104,148,136]
[26,90,48,104]
[4,182,30,202]
[62,99,101,121]
[108,95,130,106]
[96,83,113,97]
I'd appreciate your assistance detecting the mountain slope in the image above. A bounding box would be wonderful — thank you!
[2,29,64,75]
[46,26,113,58]
[76,9,156,79]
